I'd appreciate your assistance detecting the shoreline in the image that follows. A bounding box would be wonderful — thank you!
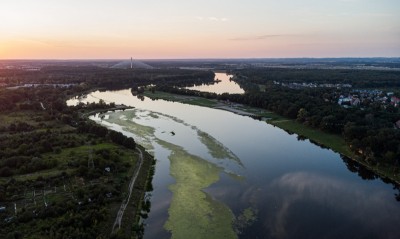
[142,90,400,185]
[66,94,153,237]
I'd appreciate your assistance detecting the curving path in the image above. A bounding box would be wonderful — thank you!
[112,148,144,233]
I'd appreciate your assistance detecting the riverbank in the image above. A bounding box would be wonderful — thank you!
[143,90,400,185]
[270,118,400,185]
[82,105,135,117]
[75,105,155,238]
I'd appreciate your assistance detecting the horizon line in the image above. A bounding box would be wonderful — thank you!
[1,56,400,61]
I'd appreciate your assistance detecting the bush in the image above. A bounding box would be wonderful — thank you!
[0,167,13,177]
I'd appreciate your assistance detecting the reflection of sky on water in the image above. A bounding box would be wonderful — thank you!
[70,89,400,239]
[260,172,400,239]
[185,73,244,95]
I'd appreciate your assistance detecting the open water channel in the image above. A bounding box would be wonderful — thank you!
[67,73,400,239]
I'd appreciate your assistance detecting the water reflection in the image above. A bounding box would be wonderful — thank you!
[68,89,400,239]
[185,72,244,94]
[264,172,400,239]
[341,156,378,181]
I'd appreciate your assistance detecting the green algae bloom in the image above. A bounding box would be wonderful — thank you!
[100,109,245,239]
[160,141,237,239]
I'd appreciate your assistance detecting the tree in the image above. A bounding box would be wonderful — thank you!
[0,167,13,177]
[297,108,309,123]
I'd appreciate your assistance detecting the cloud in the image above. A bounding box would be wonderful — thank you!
[267,172,399,238]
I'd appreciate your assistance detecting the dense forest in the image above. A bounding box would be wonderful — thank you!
[0,66,215,90]
[234,68,400,88]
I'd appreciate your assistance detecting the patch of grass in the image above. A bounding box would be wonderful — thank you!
[269,119,353,157]
[13,169,75,181]
[0,111,41,127]
[238,105,284,120]
[143,90,183,101]
[143,90,217,107]
[183,97,217,107]
[374,164,400,183]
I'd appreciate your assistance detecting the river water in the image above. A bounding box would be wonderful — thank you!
[67,75,400,239]
[185,72,244,94]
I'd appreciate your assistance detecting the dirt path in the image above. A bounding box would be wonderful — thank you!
[112,148,144,233]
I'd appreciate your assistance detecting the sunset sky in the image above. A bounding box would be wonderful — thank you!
[0,0,399,59]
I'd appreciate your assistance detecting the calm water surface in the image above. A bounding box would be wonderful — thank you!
[185,72,244,94]
[68,89,400,239]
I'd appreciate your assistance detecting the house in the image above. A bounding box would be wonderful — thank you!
[338,97,352,106]
[351,98,361,106]
[391,97,400,107]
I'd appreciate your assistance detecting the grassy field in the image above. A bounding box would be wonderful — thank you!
[143,90,218,107]
[268,119,353,158]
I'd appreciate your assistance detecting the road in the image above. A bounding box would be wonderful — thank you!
[112,148,144,233]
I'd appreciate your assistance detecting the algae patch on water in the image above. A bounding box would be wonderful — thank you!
[103,110,156,150]
[234,207,258,234]
[100,109,241,239]
[161,141,237,239]
[197,131,243,167]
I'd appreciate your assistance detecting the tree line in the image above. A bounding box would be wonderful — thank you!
[153,70,400,167]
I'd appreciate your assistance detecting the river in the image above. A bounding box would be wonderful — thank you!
[185,72,245,94]
[67,74,400,239]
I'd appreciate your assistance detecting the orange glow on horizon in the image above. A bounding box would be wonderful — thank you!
[1,34,399,60]
[0,0,399,59]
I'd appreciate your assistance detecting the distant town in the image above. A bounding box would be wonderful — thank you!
[273,81,400,110]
